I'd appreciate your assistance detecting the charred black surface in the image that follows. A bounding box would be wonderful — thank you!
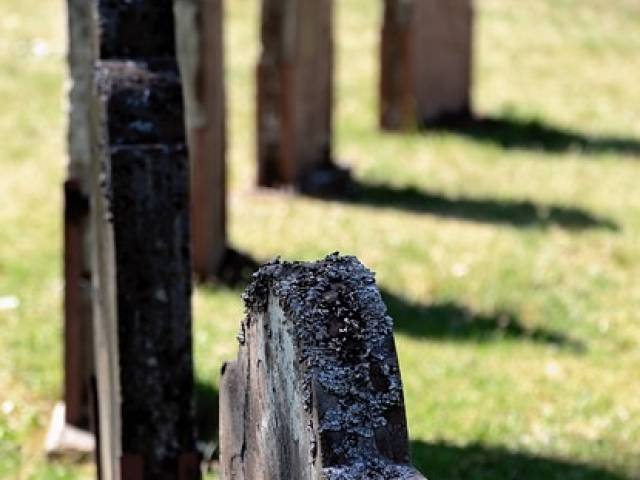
[110,144,196,477]
[64,179,90,225]
[95,61,185,146]
[93,58,199,479]
[98,0,176,59]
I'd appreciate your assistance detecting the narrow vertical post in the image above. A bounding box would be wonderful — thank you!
[175,0,228,279]
[381,0,473,130]
[220,255,427,479]
[257,0,350,195]
[64,0,95,429]
[89,1,200,478]
[45,0,96,457]
[380,0,415,130]
[63,179,92,428]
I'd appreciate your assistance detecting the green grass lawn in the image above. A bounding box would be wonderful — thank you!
[1,0,640,478]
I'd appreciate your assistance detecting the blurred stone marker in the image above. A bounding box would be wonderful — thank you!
[220,254,427,479]
[381,0,473,130]
[257,0,350,196]
[175,0,228,281]
[89,1,200,478]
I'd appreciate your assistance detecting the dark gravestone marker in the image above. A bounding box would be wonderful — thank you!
[97,0,176,59]
[257,0,350,196]
[89,2,199,478]
[220,255,427,479]
[381,0,473,130]
[91,59,200,480]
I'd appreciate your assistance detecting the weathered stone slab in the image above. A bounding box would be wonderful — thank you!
[257,0,350,195]
[380,0,414,130]
[220,254,427,479]
[413,0,473,125]
[90,60,199,480]
[381,0,473,130]
[175,0,228,279]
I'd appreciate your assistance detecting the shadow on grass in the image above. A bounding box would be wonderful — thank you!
[196,247,261,289]
[195,380,219,461]
[428,115,640,157]
[382,289,584,351]
[347,180,618,231]
[411,440,626,480]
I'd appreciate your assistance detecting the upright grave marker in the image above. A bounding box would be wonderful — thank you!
[49,0,95,446]
[175,0,228,279]
[381,0,473,130]
[220,255,427,479]
[257,0,350,195]
[89,1,199,478]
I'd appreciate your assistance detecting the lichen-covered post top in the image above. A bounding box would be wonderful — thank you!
[220,254,427,480]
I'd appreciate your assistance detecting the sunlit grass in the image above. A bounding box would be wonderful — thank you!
[1,0,640,478]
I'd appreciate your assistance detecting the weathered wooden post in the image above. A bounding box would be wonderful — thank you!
[89,1,200,478]
[257,0,350,195]
[45,0,96,457]
[175,0,228,279]
[220,254,427,479]
[380,0,473,130]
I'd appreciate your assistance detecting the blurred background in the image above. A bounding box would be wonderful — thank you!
[1,0,640,478]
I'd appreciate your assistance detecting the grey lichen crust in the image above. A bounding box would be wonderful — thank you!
[243,253,418,478]
[324,461,420,480]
